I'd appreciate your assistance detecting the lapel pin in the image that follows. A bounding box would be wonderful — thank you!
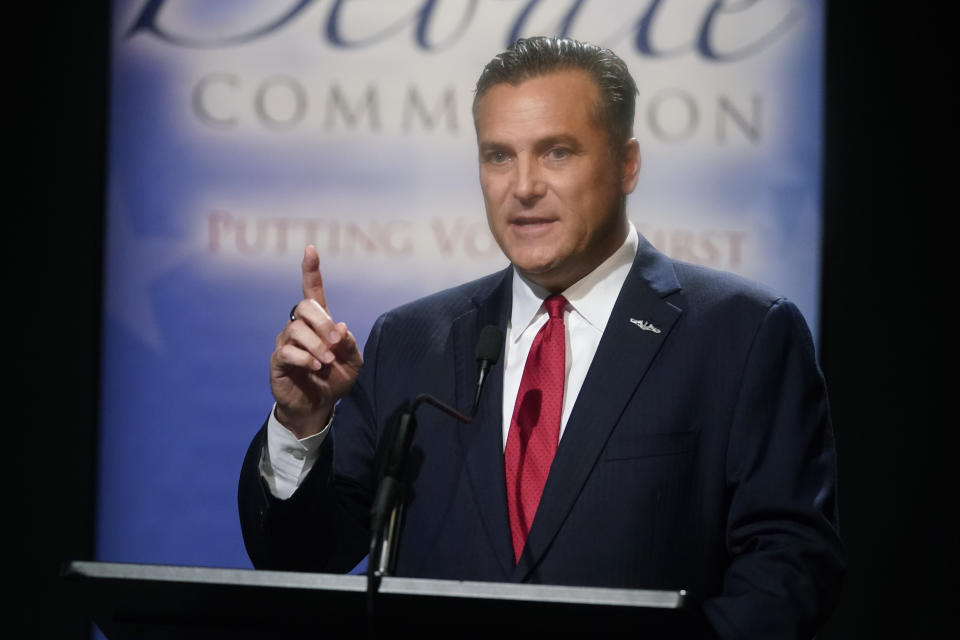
[629,318,661,334]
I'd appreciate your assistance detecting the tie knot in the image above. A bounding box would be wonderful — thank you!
[544,295,567,319]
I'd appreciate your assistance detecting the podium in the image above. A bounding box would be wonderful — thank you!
[62,561,712,638]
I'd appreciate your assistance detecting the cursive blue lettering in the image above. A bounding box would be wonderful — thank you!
[506,0,587,48]
[326,0,478,51]
[127,0,316,48]
[634,0,690,59]
[326,0,420,48]
[697,0,799,62]
[416,0,478,51]
[128,0,801,64]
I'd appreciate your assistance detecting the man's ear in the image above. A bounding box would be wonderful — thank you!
[621,138,641,194]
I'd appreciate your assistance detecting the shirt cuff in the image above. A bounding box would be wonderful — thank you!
[259,404,332,500]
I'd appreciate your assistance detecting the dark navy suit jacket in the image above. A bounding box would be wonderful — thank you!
[239,236,844,639]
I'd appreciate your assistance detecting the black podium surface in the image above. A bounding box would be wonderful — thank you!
[62,560,710,638]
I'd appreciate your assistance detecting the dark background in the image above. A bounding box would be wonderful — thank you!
[15,2,950,638]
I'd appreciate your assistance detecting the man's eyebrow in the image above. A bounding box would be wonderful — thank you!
[534,135,580,151]
[478,140,510,149]
[537,134,578,147]
[477,140,513,155]
[478,135,580,152]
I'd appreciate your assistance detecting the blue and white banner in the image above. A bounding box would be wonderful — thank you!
[98,0,824,568]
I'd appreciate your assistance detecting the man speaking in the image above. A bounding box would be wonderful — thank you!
[239,37,843,639]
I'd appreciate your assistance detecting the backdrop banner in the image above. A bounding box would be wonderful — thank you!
[98,0,824,568]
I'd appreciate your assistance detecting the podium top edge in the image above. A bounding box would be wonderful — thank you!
[63,560,689,609]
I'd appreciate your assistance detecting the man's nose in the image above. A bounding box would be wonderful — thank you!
[513,155,545,203]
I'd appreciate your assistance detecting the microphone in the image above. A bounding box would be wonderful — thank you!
[370,325,503,534]
[369,325,505,566]
[472,325,504,416]
[366,325,505,627]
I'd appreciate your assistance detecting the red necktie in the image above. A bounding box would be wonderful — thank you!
[505,295,567,563]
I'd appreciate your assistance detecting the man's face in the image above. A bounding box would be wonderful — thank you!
[476,70,639,292]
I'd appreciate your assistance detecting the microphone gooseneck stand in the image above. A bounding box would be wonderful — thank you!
[366,326,503,635]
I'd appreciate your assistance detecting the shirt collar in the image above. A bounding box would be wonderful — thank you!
[510,222,639,342]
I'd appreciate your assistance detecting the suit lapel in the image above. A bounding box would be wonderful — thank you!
[513,238,683,581]
[452,269,516,578]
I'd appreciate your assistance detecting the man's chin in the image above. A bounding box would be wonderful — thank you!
[512,261,572,292]
[511,257,558,277]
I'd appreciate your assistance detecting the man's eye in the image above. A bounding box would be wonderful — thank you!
[487,151,509,164]
[547,147,570,160]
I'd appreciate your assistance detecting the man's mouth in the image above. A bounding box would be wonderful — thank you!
[510,216,557,227]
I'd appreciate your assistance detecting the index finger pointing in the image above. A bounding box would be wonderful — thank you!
[301,245,328,310]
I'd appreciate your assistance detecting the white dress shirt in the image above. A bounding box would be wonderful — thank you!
[261,224,640,499]
[501,224,638,446]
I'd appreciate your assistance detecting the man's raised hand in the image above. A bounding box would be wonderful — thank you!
[269,245,362,438]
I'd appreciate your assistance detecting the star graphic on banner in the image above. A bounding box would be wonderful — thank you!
[103,179,194,353]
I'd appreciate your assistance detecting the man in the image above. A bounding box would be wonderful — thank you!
[239,37,843,638]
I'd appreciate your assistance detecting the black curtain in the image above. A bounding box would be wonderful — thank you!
[819,3,949,638]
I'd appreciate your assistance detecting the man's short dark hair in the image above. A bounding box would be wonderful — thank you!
[472,36,638,151]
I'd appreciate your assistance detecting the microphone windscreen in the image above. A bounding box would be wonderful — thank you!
[475,325,504,364]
